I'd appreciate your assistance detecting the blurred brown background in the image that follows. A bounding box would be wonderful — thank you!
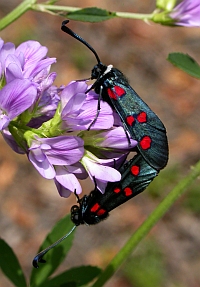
[0,1,200,287]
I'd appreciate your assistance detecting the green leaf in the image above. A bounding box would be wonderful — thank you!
[67,7,116,22]
[30,214,76,287]
[40,266,102,287]
[167,52,200,79]
[0,238,27,287]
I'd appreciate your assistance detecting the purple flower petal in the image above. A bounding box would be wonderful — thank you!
[33,144,50,161]
[55,180,72,198]
[0,79,37,129]
[87,160,121,182]
[2,129,25,154]
[23,57,56,79]
[15,41,48,68]
[38,72,57,93]
[0,41,15,74]
[5,54,23,82]
[6,63,23,82]
[55,166,82,197]
[170,0,200,26]
[82,152,121,186]
[75,100,114,130]
[62,98,114,131]
[0,113,10,130]
[61,91,86,118]
[65,162,87,179]
[40,136,84,165]
[99,127,137,149]
[29,149,55,179]
[29,135,84,180]
[61,81,88,108]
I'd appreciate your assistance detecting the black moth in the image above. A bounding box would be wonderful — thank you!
[61,20,169,171]
[32,20,168,268]
[71,153,158,226]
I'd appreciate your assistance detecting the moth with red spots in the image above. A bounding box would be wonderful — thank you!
[33,153,158,268]
[61,20,169,171]
[70,153,158,226]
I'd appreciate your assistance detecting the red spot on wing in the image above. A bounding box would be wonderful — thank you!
[107,88,117,100]
[124,187,133,197]
[107,86,126,100]
[114,187,121,193]
[131,165,140,176]
[137,112,147,123]
[126,115,135,126]
[114,85,126,97]
[140,136,152,150]
[97,208,106,216]
[90,203,100,213]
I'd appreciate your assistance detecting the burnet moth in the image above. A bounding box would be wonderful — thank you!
[70,153,158,225]
[33,153,158,268]
[61,20,169,171]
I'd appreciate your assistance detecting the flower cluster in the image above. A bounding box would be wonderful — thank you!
[0,38,137,198]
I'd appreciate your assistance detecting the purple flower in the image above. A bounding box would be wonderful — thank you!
[61,81,114,131]
[0,79,37,130]
[0,39,56,84]
[0,38,136,199]
[170,0,200,26]
[0,39,59,127]
[28,136,84,179]
[14,40,56,81]
[28,135,87,197]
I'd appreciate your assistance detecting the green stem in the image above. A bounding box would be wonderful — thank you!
[115,12,154,20]
[33,4,80,13]
[0,0,36,31]
[91,160,200,287]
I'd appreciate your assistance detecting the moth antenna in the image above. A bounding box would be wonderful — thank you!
[32,225,76,268]
[61,20,101,65]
